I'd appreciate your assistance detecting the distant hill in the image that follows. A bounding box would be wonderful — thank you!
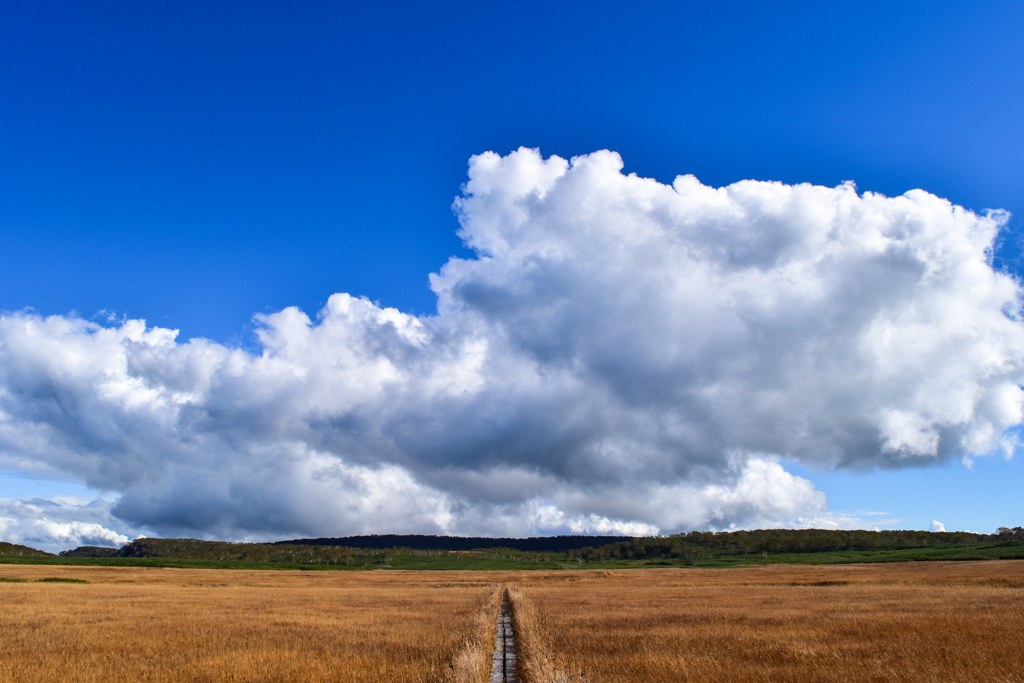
[0,541,53,557]
[60,537,398,564]
[57,535,637,561]
[59,545,120,558]
[48,527,1024,567]
[272,534,636,552]
[564,528,1008,563]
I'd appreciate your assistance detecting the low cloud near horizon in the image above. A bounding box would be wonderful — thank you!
[2,148,1022,551]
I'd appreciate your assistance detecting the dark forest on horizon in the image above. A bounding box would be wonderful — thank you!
[0,526,1019,568]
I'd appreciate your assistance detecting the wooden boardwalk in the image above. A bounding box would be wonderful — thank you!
[490,591,518,683]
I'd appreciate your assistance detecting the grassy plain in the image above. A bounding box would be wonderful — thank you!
[509,561,1024,682]
[2,561,1022,682]
[0,565,497,682]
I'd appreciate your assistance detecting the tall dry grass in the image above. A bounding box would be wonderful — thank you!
[4,561,1022,681]
[0,565,498,682]
[510,561,1024,682]
[507,584,576,683]
[451,584,501,683]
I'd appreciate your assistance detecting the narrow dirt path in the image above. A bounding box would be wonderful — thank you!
[489,590,518,683]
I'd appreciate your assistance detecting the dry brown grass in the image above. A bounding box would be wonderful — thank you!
[507,585,562,683]
[4,561,1022,682]
[507,561,1024,682]
[0,565,498,682]
[451,583,501,683]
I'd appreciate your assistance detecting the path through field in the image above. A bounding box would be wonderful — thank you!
[490,590,518,683]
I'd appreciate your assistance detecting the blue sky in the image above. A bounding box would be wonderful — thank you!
[1,1,1023,549]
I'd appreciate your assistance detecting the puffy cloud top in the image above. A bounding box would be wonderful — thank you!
[1,148,1021,543]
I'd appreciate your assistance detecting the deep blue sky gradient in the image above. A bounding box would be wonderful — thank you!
[2,1,1023,531]
[4,1,1023,341]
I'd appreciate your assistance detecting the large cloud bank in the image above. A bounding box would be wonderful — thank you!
[1,148,1021,545]
[0,495,130,553]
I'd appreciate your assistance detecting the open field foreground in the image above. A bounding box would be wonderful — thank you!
[510,562,1024,682]
[0,566,497,682]
[1,562,1022,682]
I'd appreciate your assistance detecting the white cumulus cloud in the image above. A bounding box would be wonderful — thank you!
[1,148,1022,546]
[0,495,132,553]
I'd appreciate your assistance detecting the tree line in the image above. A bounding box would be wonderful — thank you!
[566,528,1019,562]
[50,527,1024,566]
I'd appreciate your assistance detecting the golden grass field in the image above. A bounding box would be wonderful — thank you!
[1,561,1022,682]
[0,565,497,682]
[509,561,1024,682]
